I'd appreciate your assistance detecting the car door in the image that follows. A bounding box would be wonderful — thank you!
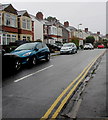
[35,43,44,59]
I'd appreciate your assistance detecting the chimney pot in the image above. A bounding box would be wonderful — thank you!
[85,28,88,32]
[64,21,69,27]
[36,12,43,20]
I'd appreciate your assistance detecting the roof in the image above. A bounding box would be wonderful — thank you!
[0,4,10,10]
[17,10,30,18]
[0,4,17,14]
[67,26,77,31]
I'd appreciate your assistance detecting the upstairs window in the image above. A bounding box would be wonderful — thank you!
[4,13,17,27]
[27,20,30,29]
[22,18,31,30]
[22,19,26,29]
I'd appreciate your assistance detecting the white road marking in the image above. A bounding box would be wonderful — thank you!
[14,65,54,83]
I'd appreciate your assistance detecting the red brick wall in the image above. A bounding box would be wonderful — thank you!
[18,29,32,35]
[2,26,18,33]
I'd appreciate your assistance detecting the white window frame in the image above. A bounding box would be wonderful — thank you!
[27,19,30,30]
[12,35,16,42]
[22,18,31,30]
[2,34,7,45]
[4,13,17,28]
[2,34,17,45]
[22,19,26,29]
[23,36,26,41]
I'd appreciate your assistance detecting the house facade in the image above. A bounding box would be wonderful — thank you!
[36,12,63,44]
[17,10,33,41]
[30,14,43,41]
[0,4,34,45]
[0,4,18,45]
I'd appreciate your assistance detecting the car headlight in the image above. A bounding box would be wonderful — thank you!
[23,52,32,56]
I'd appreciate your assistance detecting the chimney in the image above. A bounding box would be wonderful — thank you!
[36,12,43,20]
[85,28,88,32]
[97,31,100,35]
[64,21,69,27]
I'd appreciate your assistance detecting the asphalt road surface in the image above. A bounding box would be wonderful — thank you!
[2,49,106,119]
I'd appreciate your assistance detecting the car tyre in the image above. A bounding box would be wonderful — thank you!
[45,54,50,61]
[71,49,75,54]
[14,59,21,71]
[31,56,37,65]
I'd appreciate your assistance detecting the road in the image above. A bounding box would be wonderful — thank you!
[2,49,106,119]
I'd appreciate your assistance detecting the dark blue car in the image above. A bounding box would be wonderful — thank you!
[4,42,50,71]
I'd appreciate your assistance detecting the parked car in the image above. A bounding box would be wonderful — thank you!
[60,43,77,54]
[55,42,63,49]
[97,44,105,49]
[3,42,50,71]
[84,43,94,50]
[46,43,60,53]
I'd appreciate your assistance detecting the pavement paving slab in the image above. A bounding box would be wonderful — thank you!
[77,53,107,119]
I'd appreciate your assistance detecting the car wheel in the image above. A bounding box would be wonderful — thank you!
[31,56,37,65]
[14,59,21,71]
[45,54,50,61]
[71,49,75,54]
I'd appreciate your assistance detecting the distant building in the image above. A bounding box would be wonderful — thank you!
[36,12,62,44]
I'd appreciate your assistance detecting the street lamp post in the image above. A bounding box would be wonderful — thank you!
[78,23,82,46]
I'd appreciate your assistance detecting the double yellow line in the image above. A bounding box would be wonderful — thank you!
[41,50,106,119]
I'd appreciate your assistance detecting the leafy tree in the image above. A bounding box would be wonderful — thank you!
[71,36,79,47]
[45,16,59,23]
[85,36,95,45]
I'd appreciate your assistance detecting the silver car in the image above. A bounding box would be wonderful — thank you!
[60,43,77,54]
[84,43,94,50]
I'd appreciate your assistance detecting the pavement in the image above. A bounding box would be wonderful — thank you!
[50,51,60,56]
[76,50,107,119]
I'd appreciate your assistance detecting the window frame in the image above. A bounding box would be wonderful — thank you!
[4,13,17,28]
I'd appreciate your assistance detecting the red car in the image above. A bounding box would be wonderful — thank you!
[97,44,105,49]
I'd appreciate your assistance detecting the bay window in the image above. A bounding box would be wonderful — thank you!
[4,13,17,27]
[27,20,30,29]
[22,19,26,29]
[7,34,11,45]
[12,35,16,42]
[22,18,31,30]
[3,34,7,45]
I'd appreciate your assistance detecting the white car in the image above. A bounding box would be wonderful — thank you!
[84,43,94,50]
[60,43,77,54]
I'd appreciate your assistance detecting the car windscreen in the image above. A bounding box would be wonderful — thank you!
[63,44,72,47]
[15,43,36,50]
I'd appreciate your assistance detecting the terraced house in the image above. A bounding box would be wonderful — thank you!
[0,4,34,45]
[17,10,33,41]
[0,4,18,45]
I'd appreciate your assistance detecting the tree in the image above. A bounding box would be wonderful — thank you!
[45,16,59,23]
[71,36,79,47]
[85,36,95,45]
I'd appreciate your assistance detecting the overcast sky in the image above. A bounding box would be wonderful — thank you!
[1,0,107,35]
